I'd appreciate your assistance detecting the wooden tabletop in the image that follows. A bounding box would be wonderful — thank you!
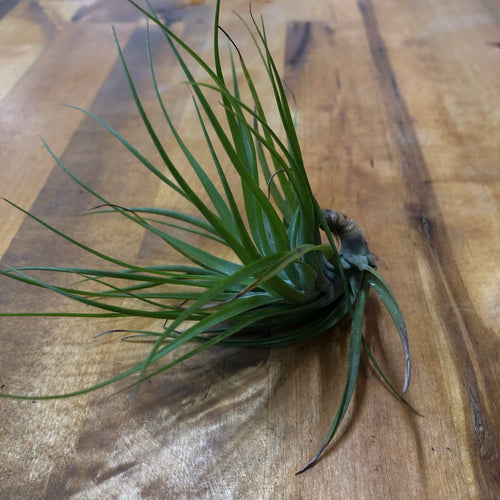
[1,0,499,498]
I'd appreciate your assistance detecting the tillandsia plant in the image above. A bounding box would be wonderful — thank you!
[0,0,413,473]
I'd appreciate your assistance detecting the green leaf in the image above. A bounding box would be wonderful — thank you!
[364,267,411,392]
[297,277,370,474]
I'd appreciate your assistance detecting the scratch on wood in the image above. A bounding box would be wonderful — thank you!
[404,203,436,254]
[95,462,138,485]
[335,68,341,90]
[418,213,435,253]
[465,371,497,462]
[466,372,484,435]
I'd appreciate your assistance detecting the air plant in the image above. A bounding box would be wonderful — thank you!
[0,0,412,473]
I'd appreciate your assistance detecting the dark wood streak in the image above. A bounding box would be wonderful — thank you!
[358,0,499,492]
[27,0,59,41]
[285,21,312,70]
[0,0,21,20]
[285,22,336,75]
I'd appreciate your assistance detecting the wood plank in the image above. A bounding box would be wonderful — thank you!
[0,3,137,258]
[1,0,498,498]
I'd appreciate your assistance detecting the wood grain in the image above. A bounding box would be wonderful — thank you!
[1,0,498,498]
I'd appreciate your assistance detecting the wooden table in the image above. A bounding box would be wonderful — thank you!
[1,0,498,498]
